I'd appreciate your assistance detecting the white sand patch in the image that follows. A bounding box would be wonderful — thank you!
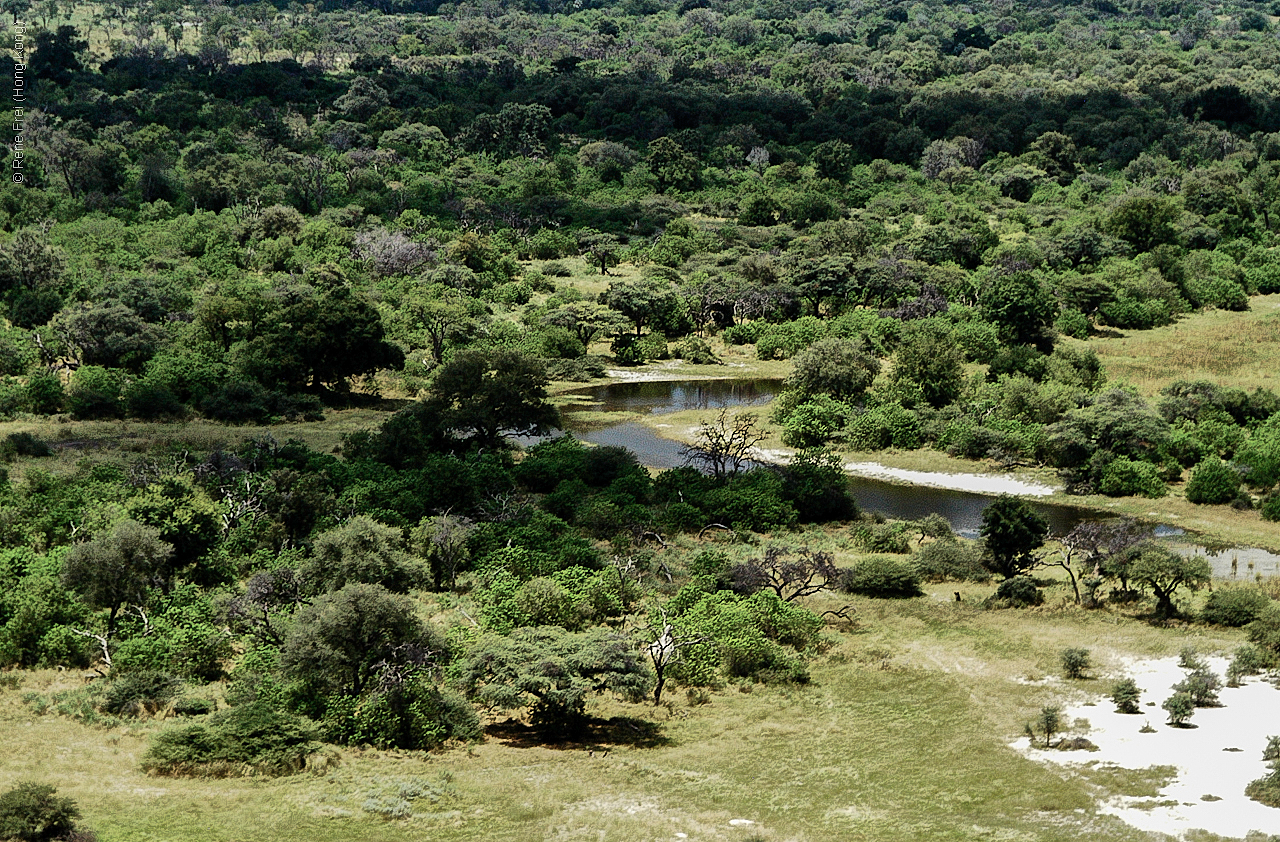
[842,463,1057,496]
[604,361,693,382]
[1014,656,1280,838]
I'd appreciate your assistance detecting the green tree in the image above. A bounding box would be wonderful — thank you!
[280,582,445,698]
[785,337,880,402]
[1060,647,1091,679]
[1128,543,1211,617]
[979,496,1049,579]
[0,781,82,842]
[891,319,963,407]
[1184,456,1241,505]
[545,301,631,347]
[1109,678,1141,713]
[301,516,424,594]
[979,270,1056,346]
[1108,194,1181,253]
[457,626,652,737]
[426,348,559,448]
[410,514,473,591]
[1162,690,1195,726]
[646,136,701,192]
[61,519,172,637]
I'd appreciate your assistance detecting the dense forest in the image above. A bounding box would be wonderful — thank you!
[2,0,1280,836]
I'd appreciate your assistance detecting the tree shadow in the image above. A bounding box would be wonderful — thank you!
[486,715,670,750]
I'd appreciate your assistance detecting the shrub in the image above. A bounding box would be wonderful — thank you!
[1201,587,1272,627]
[173,698,216,717]
[1,432,52,460]
[1098,457,1167,498]
[100,671,183,717]
[836,556,923,598]
[0,782,87,842]
[1054,309,1089,339]
[913,540,990,582]
[142,702,323,777]
[1260,491,1280,522]
[1184,456,1241,504]
[985,575,1043,608]
[1162,690,1195,725]
[674,336,719,364]
[1109,678,1141,713]
[1060,647,1091,679]
[541,260,573,277]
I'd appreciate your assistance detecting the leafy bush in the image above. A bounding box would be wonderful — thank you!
[1162,690,1195,725]
[1,433,53,459]
[541,260,573,277]
[913,540,989,582]
[0,782,89,842]
[836,556,923,598]
[1109,678,1141,713]
[1184,456,1241,504]
[985,575,1043,608]
[1098,457,1167,498]
[100,670,183,717]
[321,682,481,751]
[674,337,719,364]
[1260,491,1280,523]
[1060,647,1091,679]
[142,703,323,777]
[1201,587,1272,627]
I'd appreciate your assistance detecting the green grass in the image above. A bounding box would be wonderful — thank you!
[0,585,1249,842]
[1088,294,1280,397]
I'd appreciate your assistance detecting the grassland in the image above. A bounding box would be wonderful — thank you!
[1087,294,1280,397]
[1,566,1252,842]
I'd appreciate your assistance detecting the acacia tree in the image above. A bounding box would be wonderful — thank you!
[679,409,765,480]
[427,348,559,448]
[1128,543,1211,617]
[458,626,652,737]
[727,545,838,602]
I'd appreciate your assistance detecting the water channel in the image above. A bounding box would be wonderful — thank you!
[545,377,1280,574]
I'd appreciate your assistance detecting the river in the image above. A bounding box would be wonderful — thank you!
[544,377,1280,573]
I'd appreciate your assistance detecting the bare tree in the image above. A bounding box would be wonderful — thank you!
[679,409,765,480]
[645,604,707,706]
[728,545,838,602]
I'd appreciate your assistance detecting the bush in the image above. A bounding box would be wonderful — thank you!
[1060,647,1091,679]
[836,556,923,598]
[321,682,481,750]
[913,540,990,582]
[1109,678,1141,713]
[1098,457,1167,498]
[142,702,323,777]
[1,432,52,460]
[1184,456,1241,504]
[173,697,216,717]
[100,670,183,717]
[1260,491,1280,523]
[1054,310,1089,339]
[674,336,719,364]
[541,260,572,277]
[1201,587,1272,627]
[985,575,1043,608]
[0,782,87,842]
[1162,690,1195,725]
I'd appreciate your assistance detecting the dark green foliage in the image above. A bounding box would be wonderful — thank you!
[300,516,423,594]
[785,337,880,402]
[1201,587,1272,627]
[142,703,322,778]
[280,583,447,698]
[427,349,559,448]
[1098,458,1167,498]
[986,576,1043,608]
[836,556,923,598]
[457,626,652,738]
[1,433,52,459]
[1161,690,1195,726]
[1184,457,1241,505]
[0,782,84,842]
[100,670,183,717]
[1128,543,1211,617]
[321,681,480,751]
[173,697,215,717]
[979,496,1049,579]
[1109,678,1141,714]
[1060,648,1091,679]
[60,519,172,636]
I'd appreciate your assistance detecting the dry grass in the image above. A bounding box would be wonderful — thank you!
[1087,294,1280,396]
